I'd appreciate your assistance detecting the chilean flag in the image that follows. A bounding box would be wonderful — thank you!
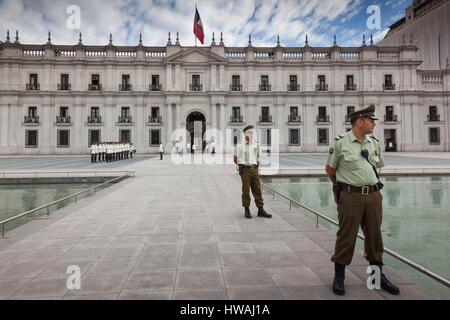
[193,7,204,45]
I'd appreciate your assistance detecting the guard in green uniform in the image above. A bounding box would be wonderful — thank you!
[325,104,400,296]
[234,125,272,219]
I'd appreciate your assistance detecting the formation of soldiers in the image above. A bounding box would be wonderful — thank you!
[89,142,136,163]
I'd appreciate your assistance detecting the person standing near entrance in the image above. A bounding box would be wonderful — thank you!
[159,143,164,160]
[234,125,271,219]
[325,104,400,296]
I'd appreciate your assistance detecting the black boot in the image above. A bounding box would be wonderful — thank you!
[332,263,346,295]
[370,262,400,295]
[244,207,252,219]
[257,207,272,218]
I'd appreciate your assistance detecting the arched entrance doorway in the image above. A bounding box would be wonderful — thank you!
[186,111,206,153]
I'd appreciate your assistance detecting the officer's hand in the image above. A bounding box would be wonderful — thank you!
[325,165,336,177]
[233,155,238,164]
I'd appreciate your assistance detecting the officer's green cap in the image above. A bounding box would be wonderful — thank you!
[347,104,378,121]
[243,125,254,133]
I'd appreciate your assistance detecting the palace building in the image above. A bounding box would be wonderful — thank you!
[0,30,449,154]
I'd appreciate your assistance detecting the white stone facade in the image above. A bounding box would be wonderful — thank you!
[380,0,450,71]
[0,34,449,154]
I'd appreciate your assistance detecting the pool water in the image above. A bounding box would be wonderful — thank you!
[0,183,97,232]
[263,175,450,299]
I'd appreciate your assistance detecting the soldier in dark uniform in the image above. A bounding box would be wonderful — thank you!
[325,104,400,296]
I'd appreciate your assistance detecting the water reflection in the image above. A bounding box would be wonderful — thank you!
[263,175,450,281]
[0,183,96,223]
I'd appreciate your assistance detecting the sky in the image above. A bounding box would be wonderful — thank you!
[0,0,411,47]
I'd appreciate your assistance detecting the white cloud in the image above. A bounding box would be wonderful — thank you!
[0,0,374,47]
[372,28,389,44]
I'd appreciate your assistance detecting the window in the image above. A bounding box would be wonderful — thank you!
[428,106,439,121]
[91,74,99,85]
[57,130,70,148]
[318,106,328,122]
[231,107,242,122]
[384,75,395,90]
[121,107,130,118]
[318,75,325,85]
[57,107,69,123]
[318,128,329,146]
[192,75,200,86]
[290,107,298,116]
[28,106,37,118]
[231,75,241,90]
[345,75,355,90]
[385,75,392,85]
[150,107,161,122]
[88,129,101,146]
[385,106,396,121]
[289,129,300,146]
[290,75,297,86]
[288,75,298,91]
[346,75,354,85]
[346,106,355,122]
[58,74,70,90]
[289,107,300,122]
[259,129,271,146]
[261,75,269,86]
[233,129,239,146]
[119,107,131,123]
[90,107,99,118]
[25,130,38,148]
[317,75,327,91]
[347,106,355,115]
[27,74,39,90]
[261,107,270,122]
[151,107,160,118]
[60,107,68,118]
[429,128,440,145]
[191,75,201,90]
[90,74,101,90]
[30,74,38,85]
[25,107,38,123]
[150,129,161,146]
[121,75,131,91]
[232,75,240,86]
[151,75,160,90]
[120,129,131,143]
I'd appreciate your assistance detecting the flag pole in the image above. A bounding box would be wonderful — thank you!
[194,3,197,47]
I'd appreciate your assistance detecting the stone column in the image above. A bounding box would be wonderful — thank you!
[0,104,8,147]
[41,102,52,154]
[211,65,216,91]
[166,65,173,91]
[135,97,145,152]
[175,103,181,132]
[166,103,173,149]
[175,65,181,91]
[219,103,226,151]
[211,103,217,131]
[219,65,225,91]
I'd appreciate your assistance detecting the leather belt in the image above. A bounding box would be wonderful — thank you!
[242,165,258,169]
[338,183,380,195]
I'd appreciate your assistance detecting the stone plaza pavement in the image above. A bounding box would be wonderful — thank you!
[0,155,439,300]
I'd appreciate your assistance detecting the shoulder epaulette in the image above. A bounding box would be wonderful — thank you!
[370,135,379,142]
[334,134,344,141]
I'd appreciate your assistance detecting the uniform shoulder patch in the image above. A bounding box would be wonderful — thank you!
[370,135,379,142]
[334,134,344,141]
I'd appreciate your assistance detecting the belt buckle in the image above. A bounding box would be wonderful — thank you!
[361,186,369,195]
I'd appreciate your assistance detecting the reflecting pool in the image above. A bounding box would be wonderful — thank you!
[0,183,97,232]
[263,175,450,298]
